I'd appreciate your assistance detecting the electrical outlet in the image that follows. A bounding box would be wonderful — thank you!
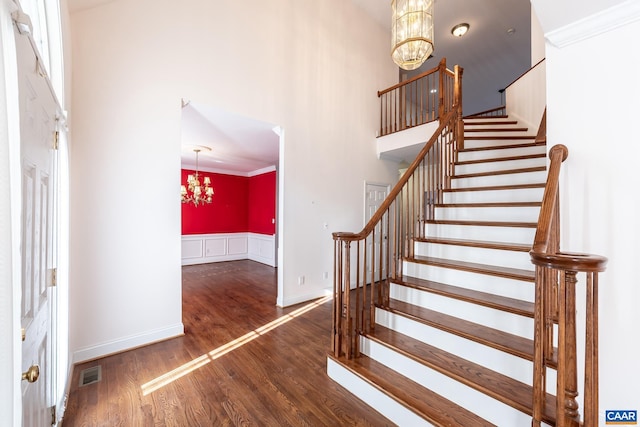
[323,271,329,280]
[298,275,305,285]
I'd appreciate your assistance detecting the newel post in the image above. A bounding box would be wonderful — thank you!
[454,64,464,150]
[438,58,446,122]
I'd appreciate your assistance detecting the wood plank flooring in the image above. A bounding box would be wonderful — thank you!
[62,260,392,426]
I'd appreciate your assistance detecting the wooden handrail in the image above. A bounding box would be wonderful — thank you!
[464,105,506,118]
[333,82,462,360]
[333,109,457,243]
[531,143,568,254]
[377,63,441,96]
[530,142,607,427]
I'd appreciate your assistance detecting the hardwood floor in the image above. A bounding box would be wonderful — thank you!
[62,260,392,426]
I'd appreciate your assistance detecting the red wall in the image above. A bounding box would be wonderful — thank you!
[248,171,276,234]
[181,169,276,235]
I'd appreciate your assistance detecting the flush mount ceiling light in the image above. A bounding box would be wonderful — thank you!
[181,147,214,207]
[391,0,435,71]
[451,23,470,37]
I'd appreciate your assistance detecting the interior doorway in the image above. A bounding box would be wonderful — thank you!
[179,102,282,304]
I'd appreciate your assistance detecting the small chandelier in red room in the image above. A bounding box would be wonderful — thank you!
[181,148,214,207]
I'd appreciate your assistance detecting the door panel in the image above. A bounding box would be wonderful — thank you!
[365,183,390,283]
[16,20,57,427]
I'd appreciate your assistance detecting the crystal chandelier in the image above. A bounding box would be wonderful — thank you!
[391,0,435,71]
[181,148,214,207]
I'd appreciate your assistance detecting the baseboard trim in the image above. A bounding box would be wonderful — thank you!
[72,323,184,364]
[280,288,332,308]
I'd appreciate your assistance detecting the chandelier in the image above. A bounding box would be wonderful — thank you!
[181,148,214,207]
[391,0,435,71]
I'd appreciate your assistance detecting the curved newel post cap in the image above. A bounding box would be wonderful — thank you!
[549,144,569,162]
[332,231,362,241]
[530,251,608,272]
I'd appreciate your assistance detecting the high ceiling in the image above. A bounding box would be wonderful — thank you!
[67,0,533,174]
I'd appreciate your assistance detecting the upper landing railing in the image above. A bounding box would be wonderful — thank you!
[378,58,461,137]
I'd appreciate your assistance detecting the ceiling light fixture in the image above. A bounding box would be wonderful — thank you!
[451,23,470,37]
[181,148,214,207]
[391,0,434,71]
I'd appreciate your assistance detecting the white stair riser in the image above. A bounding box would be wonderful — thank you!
[425,222,535,245]
[434,206,540,222]
[403,261,535,301]
[326,357,434,427]
[465,130,533,138]
[443,187,544,204]
[458,145,546,161]
[451,170,547,188]
[463,138,536,150]
[389,284,533,338]
[414,241,533,271]
[455,157,546,175]
[362,332,534,426]
[464,123,524,130]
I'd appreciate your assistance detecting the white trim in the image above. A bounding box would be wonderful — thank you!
[72,323,184,364]
[183,164,277,178]
[182,232,276,267]
[248,233,276,267]
[281,288,332,308]
[0,1,23,424]
[248,165,276,177]
[546,0,640,48]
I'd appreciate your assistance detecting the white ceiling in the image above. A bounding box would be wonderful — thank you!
[180,102,279,175]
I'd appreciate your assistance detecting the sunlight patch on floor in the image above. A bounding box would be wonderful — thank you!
[141,295,332,396]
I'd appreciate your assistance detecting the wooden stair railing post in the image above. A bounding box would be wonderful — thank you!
[332,109,460,361]
[454,64,464,150]
[438,58,446,122]
[530,144,608,427]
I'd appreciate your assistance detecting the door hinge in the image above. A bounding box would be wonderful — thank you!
[53,131,59,150]
[51,406,56,425]
[49,268,57,287]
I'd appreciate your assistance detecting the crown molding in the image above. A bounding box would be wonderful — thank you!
[546,0,640,48]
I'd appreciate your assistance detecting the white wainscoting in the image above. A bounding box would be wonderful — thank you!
[181,233,276,267]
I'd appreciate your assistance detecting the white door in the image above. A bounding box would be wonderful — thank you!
[365,183,389,282]
[16,19,58,427]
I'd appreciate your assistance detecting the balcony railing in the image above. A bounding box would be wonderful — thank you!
[378,58,460,137]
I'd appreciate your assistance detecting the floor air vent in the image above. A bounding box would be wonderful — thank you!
[79,366,102,387]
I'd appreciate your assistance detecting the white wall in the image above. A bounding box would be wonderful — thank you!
[530,6,545,65]
[534,0,640,417]
[68,0,398,359]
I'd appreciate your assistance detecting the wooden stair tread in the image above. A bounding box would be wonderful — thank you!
[327,353,496,427]
[395,274,534,317]
[453,166,546,179]
[465,135,536,141]
[464,120,517,126]
[364,326,557,425]
[443,183,545,193]
[464,115,509,120]
[456,153,546,166]
[415,236,533,252]
[384,299,534,359]
[407,255,535,281]
[460,142,546,152]
[465,127,529,133]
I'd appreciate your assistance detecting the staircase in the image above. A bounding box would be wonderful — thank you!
[328,116,554,426]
